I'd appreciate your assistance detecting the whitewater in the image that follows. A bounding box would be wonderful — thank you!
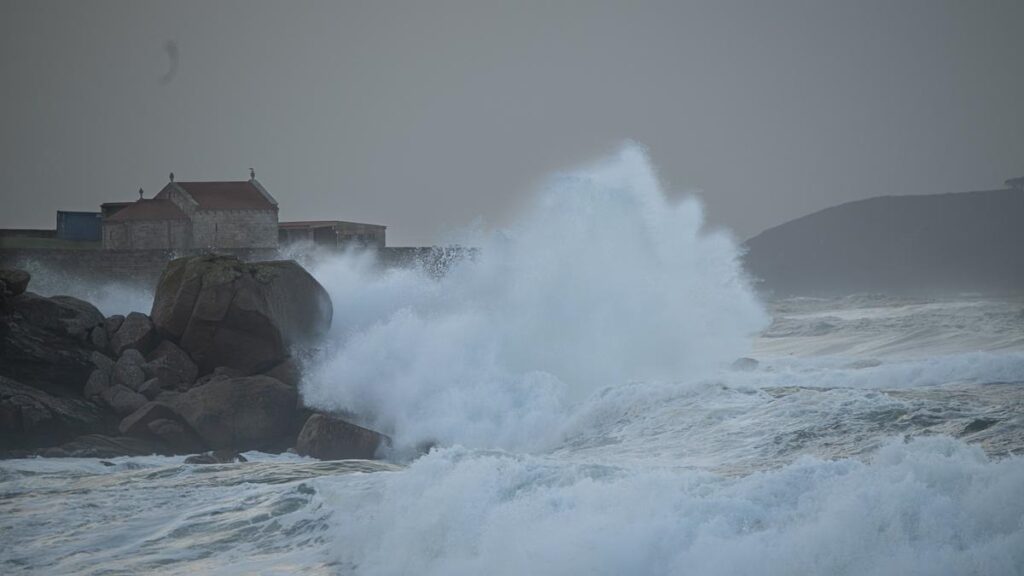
[2,145,1023,575]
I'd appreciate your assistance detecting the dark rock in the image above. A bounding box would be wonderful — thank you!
[147,418,206,454]
[110,312,156,356]
[142,340,198,388]
[112,358,146,391]
[731,357,760,371]
[104,314,125,339]
[961,418,999,435]
[101,385,148,416]
[168,375,298,452]
[0,375,107,453]
[262,356,302,387]
[119,348,146,366]
[155,390,181,403]
[117,402,207,455]
[296,413,389,460]
[90,351,115,371]
[193,366,246,388]
[89,325,109,351]
[55,434,170,458]
[150,255,332,375]
[41,446,70,458]
[184,450,248,464]
[0,269,31,299]
[138,378,164,399]
[83,369,112,401]
[0,293,104,393]
[118,402,179,436]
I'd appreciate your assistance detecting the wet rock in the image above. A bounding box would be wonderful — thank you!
[147,418,206,454]
[117,402,206,455]
[150,255,332,375]
[54,434,169,458]
[0,292,104,392]
[167,375,298,452]
[83,369,112,402]
[101,385,148,416]
[296,413,389,460]
[184,450,248,464]
[119,348,146,366]
[155,390,181,403]
[262,356,302,387]
[119,402,178,437]
[0,375,106,453]
[90,351,115,371]
[0,268,31,300]
[193,366,246,388]
[961,418,998,435]
[112,356,146,391]
[138,378,164,399]
[731,357,760,371]
[142,340,198,388]
[110,312,156,356]
[104,314,125,339]
[90,326,109,351]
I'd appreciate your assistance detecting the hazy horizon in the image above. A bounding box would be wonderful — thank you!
[2,0,1022,245]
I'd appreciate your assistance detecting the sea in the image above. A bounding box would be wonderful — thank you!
[2,145,1023,575]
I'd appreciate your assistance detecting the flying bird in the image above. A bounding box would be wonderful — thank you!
[160,40,179,85]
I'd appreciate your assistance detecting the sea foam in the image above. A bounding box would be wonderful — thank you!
[302,143,768,452]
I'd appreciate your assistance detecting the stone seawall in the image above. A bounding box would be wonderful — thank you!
[0,249,279,291]
[0,246,476,292]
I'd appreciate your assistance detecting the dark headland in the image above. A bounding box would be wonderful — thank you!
[743,182,1024,297]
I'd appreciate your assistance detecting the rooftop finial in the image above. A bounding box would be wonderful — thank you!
[249,167,255,180]
[138,188,144,200]
[169,171,175,182]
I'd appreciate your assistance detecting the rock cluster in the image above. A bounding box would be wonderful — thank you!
[1,257,388,461]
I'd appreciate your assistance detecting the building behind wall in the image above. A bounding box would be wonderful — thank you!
[102,174,279,250]
[279,220,386,250]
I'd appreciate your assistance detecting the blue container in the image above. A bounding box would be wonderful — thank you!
[56,211,103,241]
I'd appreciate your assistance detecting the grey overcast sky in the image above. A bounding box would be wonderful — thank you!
[1,0,1022,245]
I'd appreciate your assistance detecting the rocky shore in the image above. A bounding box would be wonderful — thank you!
[0,255,387,462]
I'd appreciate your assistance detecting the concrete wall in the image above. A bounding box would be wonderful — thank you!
[191,210,278,249]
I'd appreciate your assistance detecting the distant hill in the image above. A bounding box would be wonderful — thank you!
[743,187,1024,296]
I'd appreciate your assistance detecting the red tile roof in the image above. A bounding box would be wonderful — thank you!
[166,181,277,211]
[106,199,188,222]
[280,220,386,228]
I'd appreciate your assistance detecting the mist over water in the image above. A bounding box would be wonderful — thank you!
[302,144,768,452]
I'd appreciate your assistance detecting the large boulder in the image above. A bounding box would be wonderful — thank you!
[296,413,389,460]
[0,375,107,454]
[0,268,31,304]
[109,312,156,356]
[119,402,205,454]
[167,375,298,452]
[142,340,198,388]
[101,385,148,416]
[150,255,332,375]
[0,292,104,393]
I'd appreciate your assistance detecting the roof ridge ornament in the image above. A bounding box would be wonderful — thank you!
[169,172,175,182]
[249,167,255,180]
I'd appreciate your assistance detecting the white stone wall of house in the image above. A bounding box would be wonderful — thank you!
[102,220,192,250]
[190,210,279,249]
